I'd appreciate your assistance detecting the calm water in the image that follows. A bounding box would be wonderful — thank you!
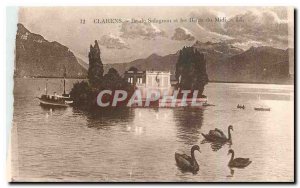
[10,78,294,182]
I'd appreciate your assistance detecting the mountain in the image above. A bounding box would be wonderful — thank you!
[192,41,245,81]
[287,48,294,75]
[212,46,292,83]
[76,56,89,70]
[105,41,293,84]
[192,41,244,57]
[104,40,244,76]
[104,52,179,76]
[15,23,87,78]
[15,23,292,84]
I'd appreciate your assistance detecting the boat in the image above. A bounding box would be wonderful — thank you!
[237,104,245,109]
[38,67,73,108]
[254,95,270,111]
[39,93,73,108]
[254,107,270,111]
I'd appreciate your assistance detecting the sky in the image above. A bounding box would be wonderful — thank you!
[18,7,294,64]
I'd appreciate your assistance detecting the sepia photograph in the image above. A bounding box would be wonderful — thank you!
[8,6,294,182]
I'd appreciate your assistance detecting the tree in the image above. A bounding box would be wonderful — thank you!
[88,40,104,86]
[103,68,135,97]
[175,46,209,96]
[70,81,93,107]
[103,68,123,90]
[70,42,135,109]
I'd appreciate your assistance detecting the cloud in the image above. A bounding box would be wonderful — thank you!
[191,10,226,32]
[191,8,290,48]
[98,34,130,49]
[225,10,288,42]
[171,27,195,41]
[120,21,166,40]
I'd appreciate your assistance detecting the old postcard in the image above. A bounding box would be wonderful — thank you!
[8,7,294,182]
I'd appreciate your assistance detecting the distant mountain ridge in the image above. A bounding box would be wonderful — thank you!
[14,24,293,84]
[211,46,292,83]
[192,41,244,57]
[15,23,87,78]
[105,41,293,84]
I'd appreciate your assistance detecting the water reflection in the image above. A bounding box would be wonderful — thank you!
[40,104,68,113]
[75,107,135,129]
[40,104,70,121]
[201,139,231,152]
[227,168,235,177]
[173,108,204,145]
[212,142,231,151]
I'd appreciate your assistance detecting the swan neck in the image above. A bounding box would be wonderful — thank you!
[191,148,195,161]
[230,151,234,162]
[191,148,198,166]
[228,127,232,142]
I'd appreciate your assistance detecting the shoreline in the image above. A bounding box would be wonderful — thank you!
[14,77,87,80]
[208,80,294,86]
[14,77,294,85]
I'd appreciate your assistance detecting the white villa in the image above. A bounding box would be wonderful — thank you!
[124,70,175,98]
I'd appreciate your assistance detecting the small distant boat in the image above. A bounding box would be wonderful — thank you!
[237,104,245,109]
[38,67,73,108]
[254,95,270,111]
[254,107,270,111]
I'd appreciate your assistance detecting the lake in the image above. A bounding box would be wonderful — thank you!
[10,78,294,182]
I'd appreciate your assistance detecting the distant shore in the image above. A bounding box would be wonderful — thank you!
[14,77,294,85]
[14,76,87,80]
[209,80,294,85]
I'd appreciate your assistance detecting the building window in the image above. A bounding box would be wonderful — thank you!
[128,77,133,83]
[137,78,142,84]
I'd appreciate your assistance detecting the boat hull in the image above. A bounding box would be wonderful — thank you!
[254,108,270,111]
[39,99,69,108]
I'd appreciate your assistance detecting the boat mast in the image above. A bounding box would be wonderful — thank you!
[63,79,66,95]
[63,66,66,95]
[45,79,48,95]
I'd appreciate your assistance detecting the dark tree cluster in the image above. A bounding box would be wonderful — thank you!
[70,40,134,109]
[88,40,104,86]
[175,46,209,96]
